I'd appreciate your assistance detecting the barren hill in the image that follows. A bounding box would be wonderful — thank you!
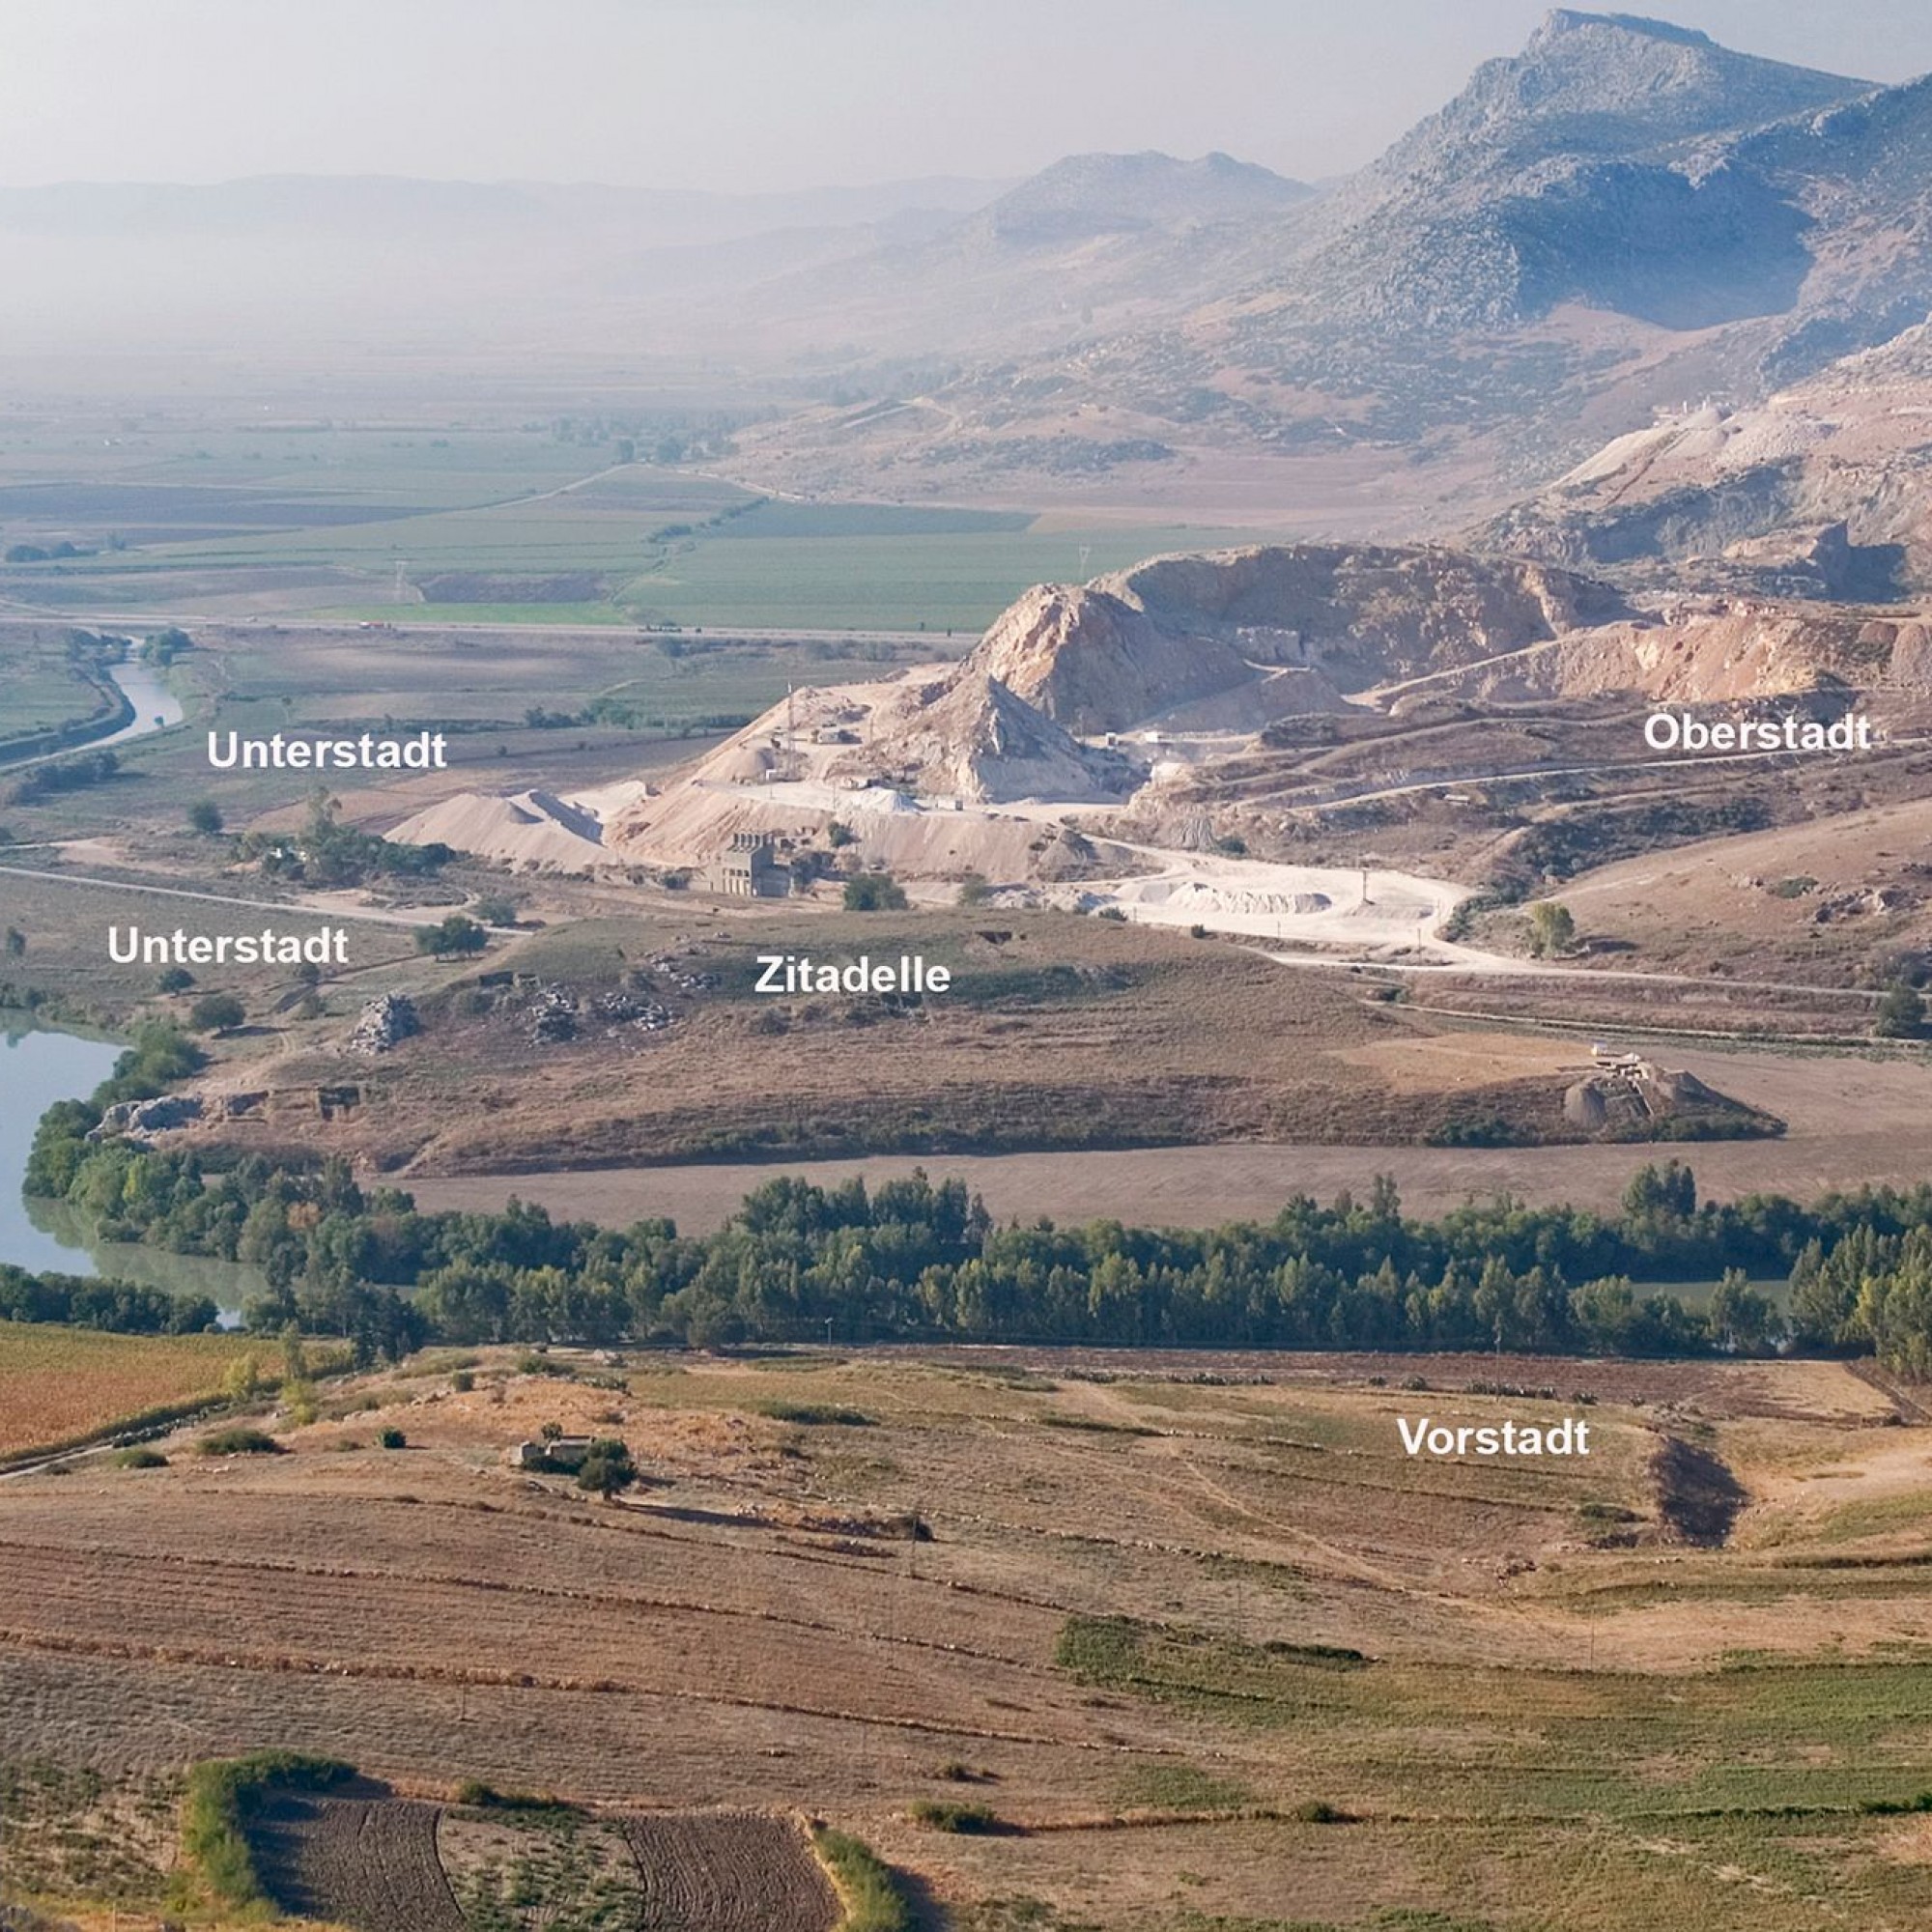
[966,547,1620,734]
[1481,323,1932,598]
[970,151,1312,245]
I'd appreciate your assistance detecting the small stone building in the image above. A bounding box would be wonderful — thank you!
[510,1435,595,1471]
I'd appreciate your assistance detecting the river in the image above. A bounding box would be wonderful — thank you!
[0,1016,260,1315]
[0,650,185,774]
[94,653,185,748]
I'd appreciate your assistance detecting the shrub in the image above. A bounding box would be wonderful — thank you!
[758,1400,874,1427]
[416,913,487,958]
[451,1370,475,1393]
[188,992,245,1035]
[908,1800,999,1833]
[196,1427,283,1457]
[379,1426,408,1450]
[114,1446,169,1469]
[1526,901,1577,957]
[1875,980,1927,1040]
[1858,1791,1932,1815]
[843,872,907,912]
[186,799,223,836]
[156,966,194,993]
[576,1436,638,1498]
[453,1778,575,1814]
[1290,1799,1351,1824]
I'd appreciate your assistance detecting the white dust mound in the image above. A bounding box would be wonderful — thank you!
[859,668,1136,804]
[388,779,653,869]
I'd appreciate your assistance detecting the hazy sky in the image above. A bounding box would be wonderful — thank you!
[3,1,1930,194]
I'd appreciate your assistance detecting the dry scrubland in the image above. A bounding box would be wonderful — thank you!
[6,1344,1932,1928]
[231,908,1663,1177]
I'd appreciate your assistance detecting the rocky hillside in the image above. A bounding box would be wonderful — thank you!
[931,540,1926,750]
[962,545,1621,733]
[1481,324,1932,596]
[729,12,1932,511]
[1269,9,1862,335]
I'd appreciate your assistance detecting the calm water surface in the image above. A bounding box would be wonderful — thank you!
[1,1016,260,1314]
[0,1019,121,1272]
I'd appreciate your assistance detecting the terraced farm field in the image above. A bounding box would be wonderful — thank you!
[5,1345,1932,1929]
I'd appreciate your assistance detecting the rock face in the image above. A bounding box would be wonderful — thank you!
[868,668,1139,804]
[348,992,420,1055]
[967,544,1621,734]
[1287,9,1861,336]
[1481,324,1932,597]
[89,1094,204,1141]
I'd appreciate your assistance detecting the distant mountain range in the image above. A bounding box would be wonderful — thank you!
[5,7,1930,561]
[723,10,1932,522]
[0,172,1015,247]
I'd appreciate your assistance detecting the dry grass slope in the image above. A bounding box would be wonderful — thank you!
[4,1346,1932,1928]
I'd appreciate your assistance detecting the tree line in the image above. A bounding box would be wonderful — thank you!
[19,1037,1932,1375]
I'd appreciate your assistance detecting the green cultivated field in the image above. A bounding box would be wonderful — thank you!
[0,418,1274,631]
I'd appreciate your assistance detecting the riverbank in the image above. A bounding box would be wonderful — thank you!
[0,653,185,770]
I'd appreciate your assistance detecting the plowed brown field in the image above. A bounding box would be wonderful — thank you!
[253,1785,463,1932]
[242,1787,834,1932]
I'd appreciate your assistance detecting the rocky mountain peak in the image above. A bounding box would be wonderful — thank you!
[1362,9,1862,191]
[1528,11,1717,53]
